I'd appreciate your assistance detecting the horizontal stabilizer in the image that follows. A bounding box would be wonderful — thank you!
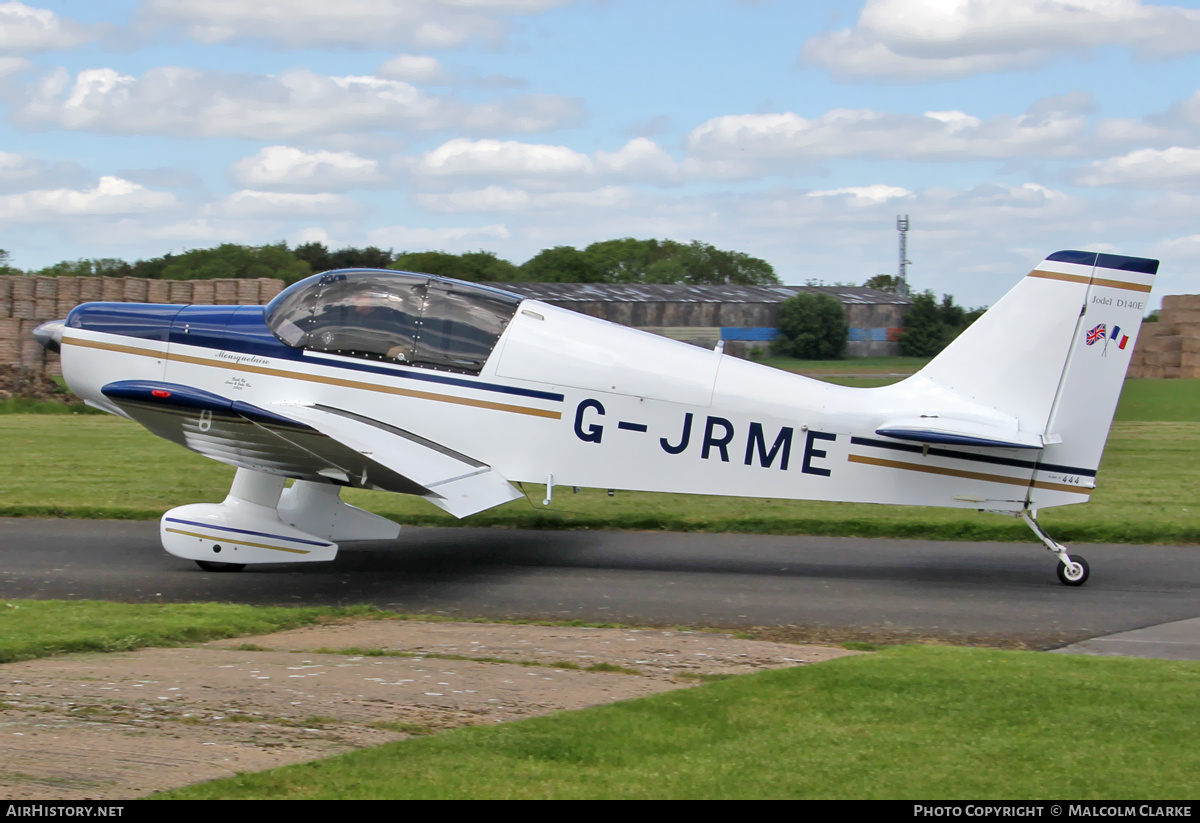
[875,417,1044,450]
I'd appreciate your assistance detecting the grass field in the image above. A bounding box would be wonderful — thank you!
[152,644,1199,799]
[2,378,1198,542]
[2,602,1193,799]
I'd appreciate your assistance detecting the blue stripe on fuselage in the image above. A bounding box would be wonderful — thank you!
[130,303,564,403]
[70,301,563,402]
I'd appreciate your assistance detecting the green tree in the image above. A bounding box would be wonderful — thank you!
[520,246,605,282]
[583,238,659,283]
[898,292,944,356]
[0,249,19,276]
[863,274,903,293]
[293,242,333,274]
[899,291,984,356]
[328,245,394,270]
[673,240,779,285]
[159,243,311,284]
[390,250,519,281]
[774,293,847,360]
[578,238,779,285]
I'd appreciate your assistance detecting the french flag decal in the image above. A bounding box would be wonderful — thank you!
[1110,325,1129,350]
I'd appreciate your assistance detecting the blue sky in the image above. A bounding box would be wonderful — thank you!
[4,0,1200,308]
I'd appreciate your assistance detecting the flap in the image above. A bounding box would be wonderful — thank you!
[273,403,522,517]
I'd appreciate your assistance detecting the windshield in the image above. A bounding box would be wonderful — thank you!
[264,270,522,374]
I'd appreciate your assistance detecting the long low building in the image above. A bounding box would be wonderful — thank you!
[490,282,912,358]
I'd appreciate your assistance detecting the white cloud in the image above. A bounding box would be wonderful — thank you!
[807,185,913,206]
[595,138,680,182]
[803,0,1200,81]
[208,190,367,218]
[365,222,511,248]
[0,2,94,53]
[0,151,88,193]
[377,55,453,85]
[415,185,532,212]
[1074,147,1200,189]
[408,136,680,191]
[684,97,1090,174]
[229,146,382,191]
[15,66,582,139]
[416,137,593,179]
[0,176,177,220]
[140,0,568,49]
[415,185,639,213]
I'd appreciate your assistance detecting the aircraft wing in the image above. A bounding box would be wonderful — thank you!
[100,380,522,517]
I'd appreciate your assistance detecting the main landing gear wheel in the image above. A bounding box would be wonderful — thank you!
[195,560,247,573]
[1056,554,1089,587]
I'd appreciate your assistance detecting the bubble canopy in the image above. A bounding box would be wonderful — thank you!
[263,270,523,375]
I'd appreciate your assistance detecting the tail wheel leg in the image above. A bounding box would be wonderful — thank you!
[1021,511,1090,587]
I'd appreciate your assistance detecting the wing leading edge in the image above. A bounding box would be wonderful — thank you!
[100,380,522,517]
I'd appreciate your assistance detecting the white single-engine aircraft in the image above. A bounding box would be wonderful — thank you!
[33,250,1156,585]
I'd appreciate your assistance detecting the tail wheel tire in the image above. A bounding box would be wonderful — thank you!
[1056,554,1089,587]
[196,560,247,573]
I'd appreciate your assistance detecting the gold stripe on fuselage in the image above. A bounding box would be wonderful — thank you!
[847,454,1089,496]
[62,336,562,420]
[163,527,313,554]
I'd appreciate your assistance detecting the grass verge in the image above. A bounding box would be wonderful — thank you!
[0,600,390,664]
[153,645,1200,799]
[2,414,1199,543]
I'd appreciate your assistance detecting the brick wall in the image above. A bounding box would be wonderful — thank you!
[1127,295,1200,378]
[0,276,285,375]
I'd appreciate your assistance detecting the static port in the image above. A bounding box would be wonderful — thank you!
[213,544,222,553]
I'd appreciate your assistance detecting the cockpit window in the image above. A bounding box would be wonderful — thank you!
[264,270,522,375]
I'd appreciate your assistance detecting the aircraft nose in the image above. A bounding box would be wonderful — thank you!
[33,319,66,354]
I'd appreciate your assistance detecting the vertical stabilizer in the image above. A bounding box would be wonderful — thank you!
[913,251,1156,507]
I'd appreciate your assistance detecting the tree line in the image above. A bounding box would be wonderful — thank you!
[1,243,982,360]
[0,238,780,287]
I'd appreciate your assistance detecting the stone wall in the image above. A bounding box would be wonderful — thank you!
[1127,295,1200,378]
[0,276,284,375]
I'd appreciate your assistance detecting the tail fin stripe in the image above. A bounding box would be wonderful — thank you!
[1029,270,1091,286]
[1028,269,1153,293]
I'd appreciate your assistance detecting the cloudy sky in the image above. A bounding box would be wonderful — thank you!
[3,0,1200,308]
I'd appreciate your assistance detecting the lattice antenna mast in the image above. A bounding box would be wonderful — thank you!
[897,215,911,296]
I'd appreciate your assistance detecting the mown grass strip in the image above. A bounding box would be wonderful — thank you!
[153,645,1200,800]
[0,600,664,664]
[0,600,392,664]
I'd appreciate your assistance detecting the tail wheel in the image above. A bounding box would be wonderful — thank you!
[1056,554,1089,587]
[196,560,247,573]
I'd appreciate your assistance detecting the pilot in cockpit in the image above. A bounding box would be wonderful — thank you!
[337,289,411,362]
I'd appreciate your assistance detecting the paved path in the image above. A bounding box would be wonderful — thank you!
[2,518,1197,654]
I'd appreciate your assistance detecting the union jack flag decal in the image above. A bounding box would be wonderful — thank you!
[1086,323,1106,345]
